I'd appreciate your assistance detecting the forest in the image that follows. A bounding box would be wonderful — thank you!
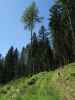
[0,0,75,85]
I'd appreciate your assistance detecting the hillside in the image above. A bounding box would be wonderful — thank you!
[0,63,75,100]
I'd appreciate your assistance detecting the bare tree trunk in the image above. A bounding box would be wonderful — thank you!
[31,28,33,46]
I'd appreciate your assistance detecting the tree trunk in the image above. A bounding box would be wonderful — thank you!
[31,28,34,75]
[64,1,75,60]
[31,28,33,46]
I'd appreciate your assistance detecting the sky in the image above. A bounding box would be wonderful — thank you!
[0,0,54,56]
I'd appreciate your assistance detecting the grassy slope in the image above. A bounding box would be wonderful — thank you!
[0,63,75,100]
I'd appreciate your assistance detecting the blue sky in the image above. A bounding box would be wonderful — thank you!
[0,0,54,56]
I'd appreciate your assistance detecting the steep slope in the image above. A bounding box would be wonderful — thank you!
[0,63,75,100]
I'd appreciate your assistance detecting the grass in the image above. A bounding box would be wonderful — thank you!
[0,63,75,100]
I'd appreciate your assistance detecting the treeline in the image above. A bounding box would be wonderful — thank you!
[0,0,75,84]
[0,25,53,84]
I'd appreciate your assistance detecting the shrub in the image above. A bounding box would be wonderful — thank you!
[28,77,37,85]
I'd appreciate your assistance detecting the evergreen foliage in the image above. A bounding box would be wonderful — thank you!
[0,0,75,84]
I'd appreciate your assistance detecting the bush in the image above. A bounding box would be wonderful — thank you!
[70,73,75,77]
[28,77,37,85]
[0,89,7,94]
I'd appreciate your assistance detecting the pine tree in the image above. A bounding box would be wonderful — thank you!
[13,48,19,79]
[0,54,4,83]
[49,0,68,66]
[19,47,27,76]
[38,25,53,70]
[60,0,75,61]
[39,25,48,41]
[4,46,15,82]
[27,32,38,74]
[22,1,42,46]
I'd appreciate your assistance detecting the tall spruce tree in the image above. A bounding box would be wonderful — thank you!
[19,47,27,76]
[49,0,75,66]
[49,0,67,66]
[22,2,42,74]
[60,0,75,61]
[39,25,48,41]
[38,26,53,70]
[13,48,19,79]
[27,32,38,74]
[4,46,15,82]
